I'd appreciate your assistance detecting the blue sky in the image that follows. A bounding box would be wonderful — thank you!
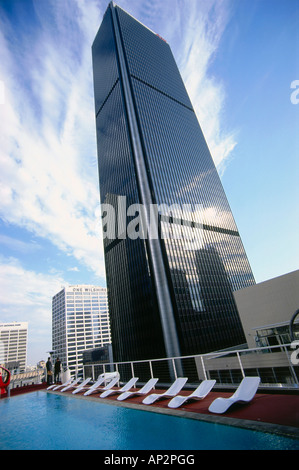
[0,0,298,364]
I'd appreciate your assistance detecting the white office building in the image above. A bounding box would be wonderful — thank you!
[52,285,111,377]
[0,322,28,371]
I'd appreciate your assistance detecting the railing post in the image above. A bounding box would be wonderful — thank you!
[131,362,134,378]
[200,356,207,380]
[172,358,177,380]
[149,360,153,379]
[116,363,119,386]
[237,352,245,379]
[284,345,299,387]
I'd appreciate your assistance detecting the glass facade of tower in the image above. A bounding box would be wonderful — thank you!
[92,3,255,363]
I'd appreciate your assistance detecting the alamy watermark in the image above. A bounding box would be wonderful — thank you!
[290,341,299,365]
[290,80,299,104]
[98,196,205,251]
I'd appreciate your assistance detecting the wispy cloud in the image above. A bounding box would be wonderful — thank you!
[0,0,235,280]
[0,234,41,254]
[0,255,67,363]
[0,256,64,309]
[0,0,105,278]
[68,266,79,272]
[172,0,237,174]
[117,0,237,174]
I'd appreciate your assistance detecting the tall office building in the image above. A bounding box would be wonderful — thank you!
[0,322,28,371]
[52,285,111,376]
[92,3,255,363]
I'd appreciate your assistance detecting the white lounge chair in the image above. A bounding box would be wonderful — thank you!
[208,377,261,414]
[100,371,120,382]
[61,377,91,393]
[47,383,61,391]
[84,376,120,396]
[52,378,80,391]
[72,377,92,394]
[100,377,139,398]
[82,372,120,395]
[81,376,106,395]
[117,378,159,401]
[142,377,188,405]
[168,379,216,409]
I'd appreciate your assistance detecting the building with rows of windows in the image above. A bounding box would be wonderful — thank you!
[0,322,28,371]
[52,285,111,377]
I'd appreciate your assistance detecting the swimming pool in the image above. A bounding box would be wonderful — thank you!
[0,391,298,450]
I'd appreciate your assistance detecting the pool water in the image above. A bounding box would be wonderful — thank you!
[0,392,298,450]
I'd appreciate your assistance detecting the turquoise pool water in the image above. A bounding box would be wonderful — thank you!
[0,391,298,450]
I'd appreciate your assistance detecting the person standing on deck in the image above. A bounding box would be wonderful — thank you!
[46,357,53,385]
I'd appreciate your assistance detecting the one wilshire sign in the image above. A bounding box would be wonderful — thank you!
[92,2,255,363]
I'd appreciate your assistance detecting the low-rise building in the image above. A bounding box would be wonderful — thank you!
[234,270,299,348]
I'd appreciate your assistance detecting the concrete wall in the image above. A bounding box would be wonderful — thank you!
[234,270,299,348]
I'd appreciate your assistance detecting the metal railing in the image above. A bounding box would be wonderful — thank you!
[8,370,44,390]
[83,343,299,390]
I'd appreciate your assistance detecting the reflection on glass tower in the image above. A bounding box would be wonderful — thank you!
[194,246,245,352]
[92,3,255,363]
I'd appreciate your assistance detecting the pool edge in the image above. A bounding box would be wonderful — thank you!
[44,390,299,441]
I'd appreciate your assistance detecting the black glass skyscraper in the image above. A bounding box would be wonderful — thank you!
[92,3,255,363]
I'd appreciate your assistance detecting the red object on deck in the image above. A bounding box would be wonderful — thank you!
[0,366,11,397]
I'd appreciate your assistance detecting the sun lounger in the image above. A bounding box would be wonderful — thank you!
[100,377,139,398]
[168,379,216,408]
[60,377,91,393]
[208,376,261,414]
[101,371,120,381]
[47,384,56,390]
[83,372,120,393]
[117,378,159,401]
[72,377,92,394]
[51,378,80,391]
[82,371,120,394]
[142,377,188,405]
[81,376,106,395]
[84,376,120,396]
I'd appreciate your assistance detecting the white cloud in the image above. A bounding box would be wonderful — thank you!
[0,257,63,309]
[0,80,4,105]
[116,0,237,173]
[0,256,67,363]
[68,266,79,272]
[0,234,41,254]
[0,0,235,282]
[168,0,237,174]
[0,0,105,279]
